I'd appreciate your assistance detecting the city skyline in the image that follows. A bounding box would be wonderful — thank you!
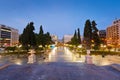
[0,0,120,39]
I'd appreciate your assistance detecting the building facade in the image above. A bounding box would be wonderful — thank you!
[99,30,106,44]
[106,19,120,47]
[0,24,19,47]
[63,35,73,43]
[50,34,58,44]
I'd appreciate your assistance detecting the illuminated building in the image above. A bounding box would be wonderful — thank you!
[50,34,58,44]
[106,19,120,47]
[0,24,19,47]
[99,30,106,44]
[63,35,73,43]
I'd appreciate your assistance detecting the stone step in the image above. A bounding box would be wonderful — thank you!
[0,63,10,70]
[111,64,120,71]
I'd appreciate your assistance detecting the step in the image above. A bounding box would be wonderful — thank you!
[111,64,120,71]
[0,64,10,70]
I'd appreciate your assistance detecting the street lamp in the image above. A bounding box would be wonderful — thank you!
[78,45,82,48]
[101,44,106,57]
[78,45,82,57]
[101,44,106,51]
[17,45,22,58]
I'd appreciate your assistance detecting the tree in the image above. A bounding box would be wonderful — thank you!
[29,22,36,47]
[83,20,101,50]
[91,21,100,50]
[71,30,79,47]
[38,25,53,47]
[91,21,98,32]
[77,28,81,44]
[45,32,53,45]
[20,23,53,50]
[38,25,45,47]
[19,25,29,50]
[39,25,44,35]
[83,19,92,49]
[19,22,36,50]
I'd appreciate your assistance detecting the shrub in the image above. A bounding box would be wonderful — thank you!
[5,46,16,52]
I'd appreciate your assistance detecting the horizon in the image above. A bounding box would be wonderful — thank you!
[0,0,120,39]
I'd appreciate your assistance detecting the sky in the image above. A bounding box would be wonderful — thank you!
[0,0,120,39]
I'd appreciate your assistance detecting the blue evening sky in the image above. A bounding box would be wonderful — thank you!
[0,0,120,39]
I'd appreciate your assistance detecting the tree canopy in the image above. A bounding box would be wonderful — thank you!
[83,20,100,50]
[19,22,53,50]
[83,19,92,49]
[91,20,100,50]
[71,28,81,47]
[19,22,36,50]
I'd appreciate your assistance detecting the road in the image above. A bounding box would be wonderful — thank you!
[0,47,120,80]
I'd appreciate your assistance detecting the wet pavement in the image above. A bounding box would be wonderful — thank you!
[0,47,120,65]
[0,47,120,80]
[0,62,120,80]
[48,47,75,62]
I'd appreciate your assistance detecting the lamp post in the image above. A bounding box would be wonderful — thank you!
[17,45,22,58]
[101,44,106,58]
[78,45,82,57]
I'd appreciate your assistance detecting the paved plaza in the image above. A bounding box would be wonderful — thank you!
[0,47,120,80]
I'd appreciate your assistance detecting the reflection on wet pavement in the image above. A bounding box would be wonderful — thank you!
[0,47,120,80]
[48,47,75,62]
[48,47,120,66]
[0,47,120,66]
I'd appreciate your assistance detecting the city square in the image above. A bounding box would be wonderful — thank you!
[0,47,120,80]
[0,0,120,80]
